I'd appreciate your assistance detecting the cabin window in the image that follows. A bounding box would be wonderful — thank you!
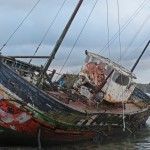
[112,72,129,86]
[105,65,112,76]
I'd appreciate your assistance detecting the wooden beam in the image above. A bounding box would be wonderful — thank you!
[1,56,49,58]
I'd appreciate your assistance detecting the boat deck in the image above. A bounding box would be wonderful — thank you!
[47,91,146,115]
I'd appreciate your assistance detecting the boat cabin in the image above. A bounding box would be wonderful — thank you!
[75,51,137,103]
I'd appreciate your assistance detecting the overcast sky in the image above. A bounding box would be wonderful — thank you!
[0,0,150,83]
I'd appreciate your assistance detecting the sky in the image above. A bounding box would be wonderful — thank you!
[0,0,150,83]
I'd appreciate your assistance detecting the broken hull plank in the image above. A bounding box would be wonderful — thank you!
[0,99,97,142]
[0,101,99,143]
[0,98,149,143]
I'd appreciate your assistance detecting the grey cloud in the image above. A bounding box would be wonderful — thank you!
[0,0,150,83]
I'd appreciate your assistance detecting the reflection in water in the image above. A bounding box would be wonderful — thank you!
[50,117,150,150]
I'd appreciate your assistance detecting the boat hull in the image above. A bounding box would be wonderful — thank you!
[0,63,150,144]
[0,98,149,144]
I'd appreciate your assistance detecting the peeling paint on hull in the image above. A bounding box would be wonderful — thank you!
[0,100,97,142]
[0,98,149,143]
[0,62,150,143]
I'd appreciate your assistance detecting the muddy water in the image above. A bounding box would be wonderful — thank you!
[1,118,150,150]
[51,118,150,150]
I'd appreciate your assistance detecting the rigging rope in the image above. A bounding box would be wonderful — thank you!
[98,0,150,55]
[29,0,67,64]
[0,0,41,52]
[55,0,99,81]
[106,0,110,58]
[117,1,122,58]
[125,35,150,60]
[118,13,150,61]
[116,0,126,132]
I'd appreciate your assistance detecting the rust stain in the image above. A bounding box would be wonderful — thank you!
[83,62,105,86]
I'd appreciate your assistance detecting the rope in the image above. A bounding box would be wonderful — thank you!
[29,0,67,64]
[106,0,110,58]
[55,0,99,81]
[116,0,126,132]
[118,13,150,61]
[0,0,41,52]
[117,1,122,59]
[125,35,150,60]
[98,0,150,55]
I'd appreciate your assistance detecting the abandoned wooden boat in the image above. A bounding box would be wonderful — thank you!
[0,0,150,146]
[0,49,150,145]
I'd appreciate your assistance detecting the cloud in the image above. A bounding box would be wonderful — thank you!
[0,0,150,83]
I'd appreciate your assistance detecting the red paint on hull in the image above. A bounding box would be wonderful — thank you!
[0,99,97,142]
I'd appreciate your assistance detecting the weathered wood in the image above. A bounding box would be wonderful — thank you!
[2,56,49,58]
[0,54,150,143]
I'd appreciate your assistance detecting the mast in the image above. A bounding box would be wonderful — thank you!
[37,0,83,86]
[131,40,150,72]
